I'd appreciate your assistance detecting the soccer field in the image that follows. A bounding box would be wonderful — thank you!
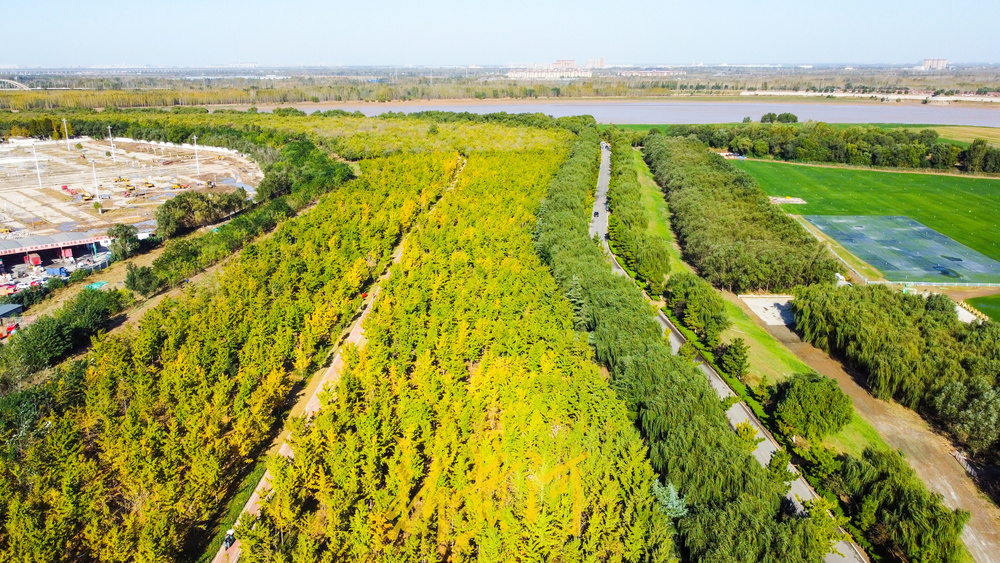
[734,160,1000,263]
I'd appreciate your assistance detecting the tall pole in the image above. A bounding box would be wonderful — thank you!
[91,161,98,194]
[32,143,43,190]
[108,126,116,164]
[62,118,70,151]
[193,135,200,177]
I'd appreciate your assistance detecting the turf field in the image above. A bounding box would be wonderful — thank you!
[805,215,1000,282]
[967,294,1000,321]
[734,160,1000,264]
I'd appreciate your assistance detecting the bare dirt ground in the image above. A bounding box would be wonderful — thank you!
[943,287,1000,300]
[0,137,261,237]
[762,321,1000,562]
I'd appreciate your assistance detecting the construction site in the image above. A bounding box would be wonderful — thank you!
[0,135,262,285]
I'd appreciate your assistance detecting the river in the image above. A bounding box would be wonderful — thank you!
[269,99,1000,127]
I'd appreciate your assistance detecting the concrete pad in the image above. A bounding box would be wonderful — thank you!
[955,305,977,324]
[741,295,795,326]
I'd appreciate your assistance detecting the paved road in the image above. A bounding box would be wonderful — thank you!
[211,159,465,563]
[591,145,865,563]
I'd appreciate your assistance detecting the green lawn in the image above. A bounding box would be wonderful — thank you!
[720,301,810,386]
[734,160,1000,262]
[967,294,1000,321]
[826,413,892,458]
[634,149,689,273]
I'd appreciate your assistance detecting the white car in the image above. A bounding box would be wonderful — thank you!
[15,281,30,289]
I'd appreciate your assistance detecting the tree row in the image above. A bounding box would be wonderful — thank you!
[643,135,840,292]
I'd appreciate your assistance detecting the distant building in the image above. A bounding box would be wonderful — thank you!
[587,57,606,69]
[507,68,593,79]
[552,59,576,69]
[618,70,686,77]
[923,58,947,70]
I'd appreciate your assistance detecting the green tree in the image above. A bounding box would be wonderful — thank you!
[124,264,163,298]
[719,337,750,380]
[766,449,797,489]
[775,372,852,441]
[107,223,141,260]
[564,275,591,331]
[964,138,988,172]
[255,167,293,201]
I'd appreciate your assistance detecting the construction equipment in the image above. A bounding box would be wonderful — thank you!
[144,180,155,188]
[82,193,93,202]
[113,176,129,183]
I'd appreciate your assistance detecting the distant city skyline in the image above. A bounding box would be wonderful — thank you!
[3,0,998,68]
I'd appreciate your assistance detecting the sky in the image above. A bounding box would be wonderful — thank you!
[2,0,998,68]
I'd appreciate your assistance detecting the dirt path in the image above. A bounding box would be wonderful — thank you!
[942,287,1000,300]
[762,322,1000,562]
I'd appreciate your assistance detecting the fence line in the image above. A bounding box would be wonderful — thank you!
[869,280,1000,288]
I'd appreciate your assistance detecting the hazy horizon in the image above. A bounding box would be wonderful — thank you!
[3,0,999,68]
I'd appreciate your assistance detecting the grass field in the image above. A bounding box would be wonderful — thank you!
[930,126,1000,147]
[967,294,1000,321]
[634,148,689,272]
[608,123,999,149]
[720,300,811,386]
[734,160,1000,263]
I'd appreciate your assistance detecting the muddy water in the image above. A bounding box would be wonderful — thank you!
[271,100,1000,126]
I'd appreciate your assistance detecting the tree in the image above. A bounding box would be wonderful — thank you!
[735,421,764,452]
[729,136,753,155]
[255,167,293,201]
[564,275,591,331]
[776,112,798,123]
[719,337,750,380]
[107,223,141,260]
[753,139,770,157]
[802,496,849,556]
[775,372,852,441]
[125,264,163,298]
[652,480,688,518]
[766,449,797,489]
[761,112,778,123]
[964,139,988,173]
[953,388,1000,455]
